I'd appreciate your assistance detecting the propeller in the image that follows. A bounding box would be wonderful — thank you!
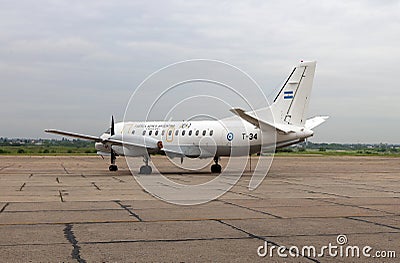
[110,116,117,170]
[111,115,115,136]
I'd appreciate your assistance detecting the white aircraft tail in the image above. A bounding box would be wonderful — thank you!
[270,61,316,127]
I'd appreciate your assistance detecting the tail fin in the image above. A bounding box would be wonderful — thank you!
[271,61,316,127]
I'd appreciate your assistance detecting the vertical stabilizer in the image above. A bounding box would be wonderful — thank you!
[270,61,316,127]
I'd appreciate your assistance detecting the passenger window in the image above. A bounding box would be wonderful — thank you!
[175,130,179,136]
[168,130,172,136]
[182,130,185,136]
[132,130,135,135]
[149,130,152,136]
[202,130,206,136]
[142,130,146,136]
[195,130,199,136]
[155,130,159,136]
[210,130,213,136]
[189,130,192,136]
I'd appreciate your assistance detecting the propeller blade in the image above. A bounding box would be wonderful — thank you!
[111,115,115,136]
[110,116,116,167]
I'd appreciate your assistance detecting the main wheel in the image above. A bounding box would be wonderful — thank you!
[139,165,152,174]
[109,164,118,171]
[211,164,222,173]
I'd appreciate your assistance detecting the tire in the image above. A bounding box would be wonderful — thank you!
[109,165,118,171]
[139,165,152,174]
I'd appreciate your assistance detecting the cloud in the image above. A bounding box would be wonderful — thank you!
[0,0,399,142]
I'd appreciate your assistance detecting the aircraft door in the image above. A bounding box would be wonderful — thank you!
[165,127,174,142]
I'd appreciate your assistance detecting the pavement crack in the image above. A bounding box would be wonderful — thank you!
[0,203,9,213]
[228,190,262,199]
[56,177,60,184]
[61,164,70,174]
[91,182,101,191]
[216,220,320,263]
[58,190,65,202]
[318,199,396,215]
[346,217,400,231]
[114,200,143,221]
[63,224,86,263]
[221,200,282,219]
[0,164,12,171]
[111,176,125,183]
[18,183,26,191]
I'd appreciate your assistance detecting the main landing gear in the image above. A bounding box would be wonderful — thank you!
[139,157,152,174]
[211,156,222,173]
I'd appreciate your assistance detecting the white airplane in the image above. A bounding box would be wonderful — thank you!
[45,61,328,174]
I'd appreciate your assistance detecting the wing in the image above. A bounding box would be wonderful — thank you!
[45,129,161,150]
[44,129,103,142]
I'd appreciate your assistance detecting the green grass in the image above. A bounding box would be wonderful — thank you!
[274,149,400,157]
[0,146,97,156]
[1,145,399,157]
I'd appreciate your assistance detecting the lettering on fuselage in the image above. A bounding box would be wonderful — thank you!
[242,132,258,141]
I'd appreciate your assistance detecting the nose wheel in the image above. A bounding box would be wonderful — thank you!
[109,164,118,171]
[211,156,222,173]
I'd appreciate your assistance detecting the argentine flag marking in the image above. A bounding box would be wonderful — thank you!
[284,91,294,99]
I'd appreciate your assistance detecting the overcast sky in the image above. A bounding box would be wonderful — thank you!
[1,0,399,143]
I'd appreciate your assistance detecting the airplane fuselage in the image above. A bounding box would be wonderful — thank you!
[95,119,313,158]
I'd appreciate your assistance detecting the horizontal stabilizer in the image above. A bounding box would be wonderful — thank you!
[229,108,295,134]
[305,116,329,130]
